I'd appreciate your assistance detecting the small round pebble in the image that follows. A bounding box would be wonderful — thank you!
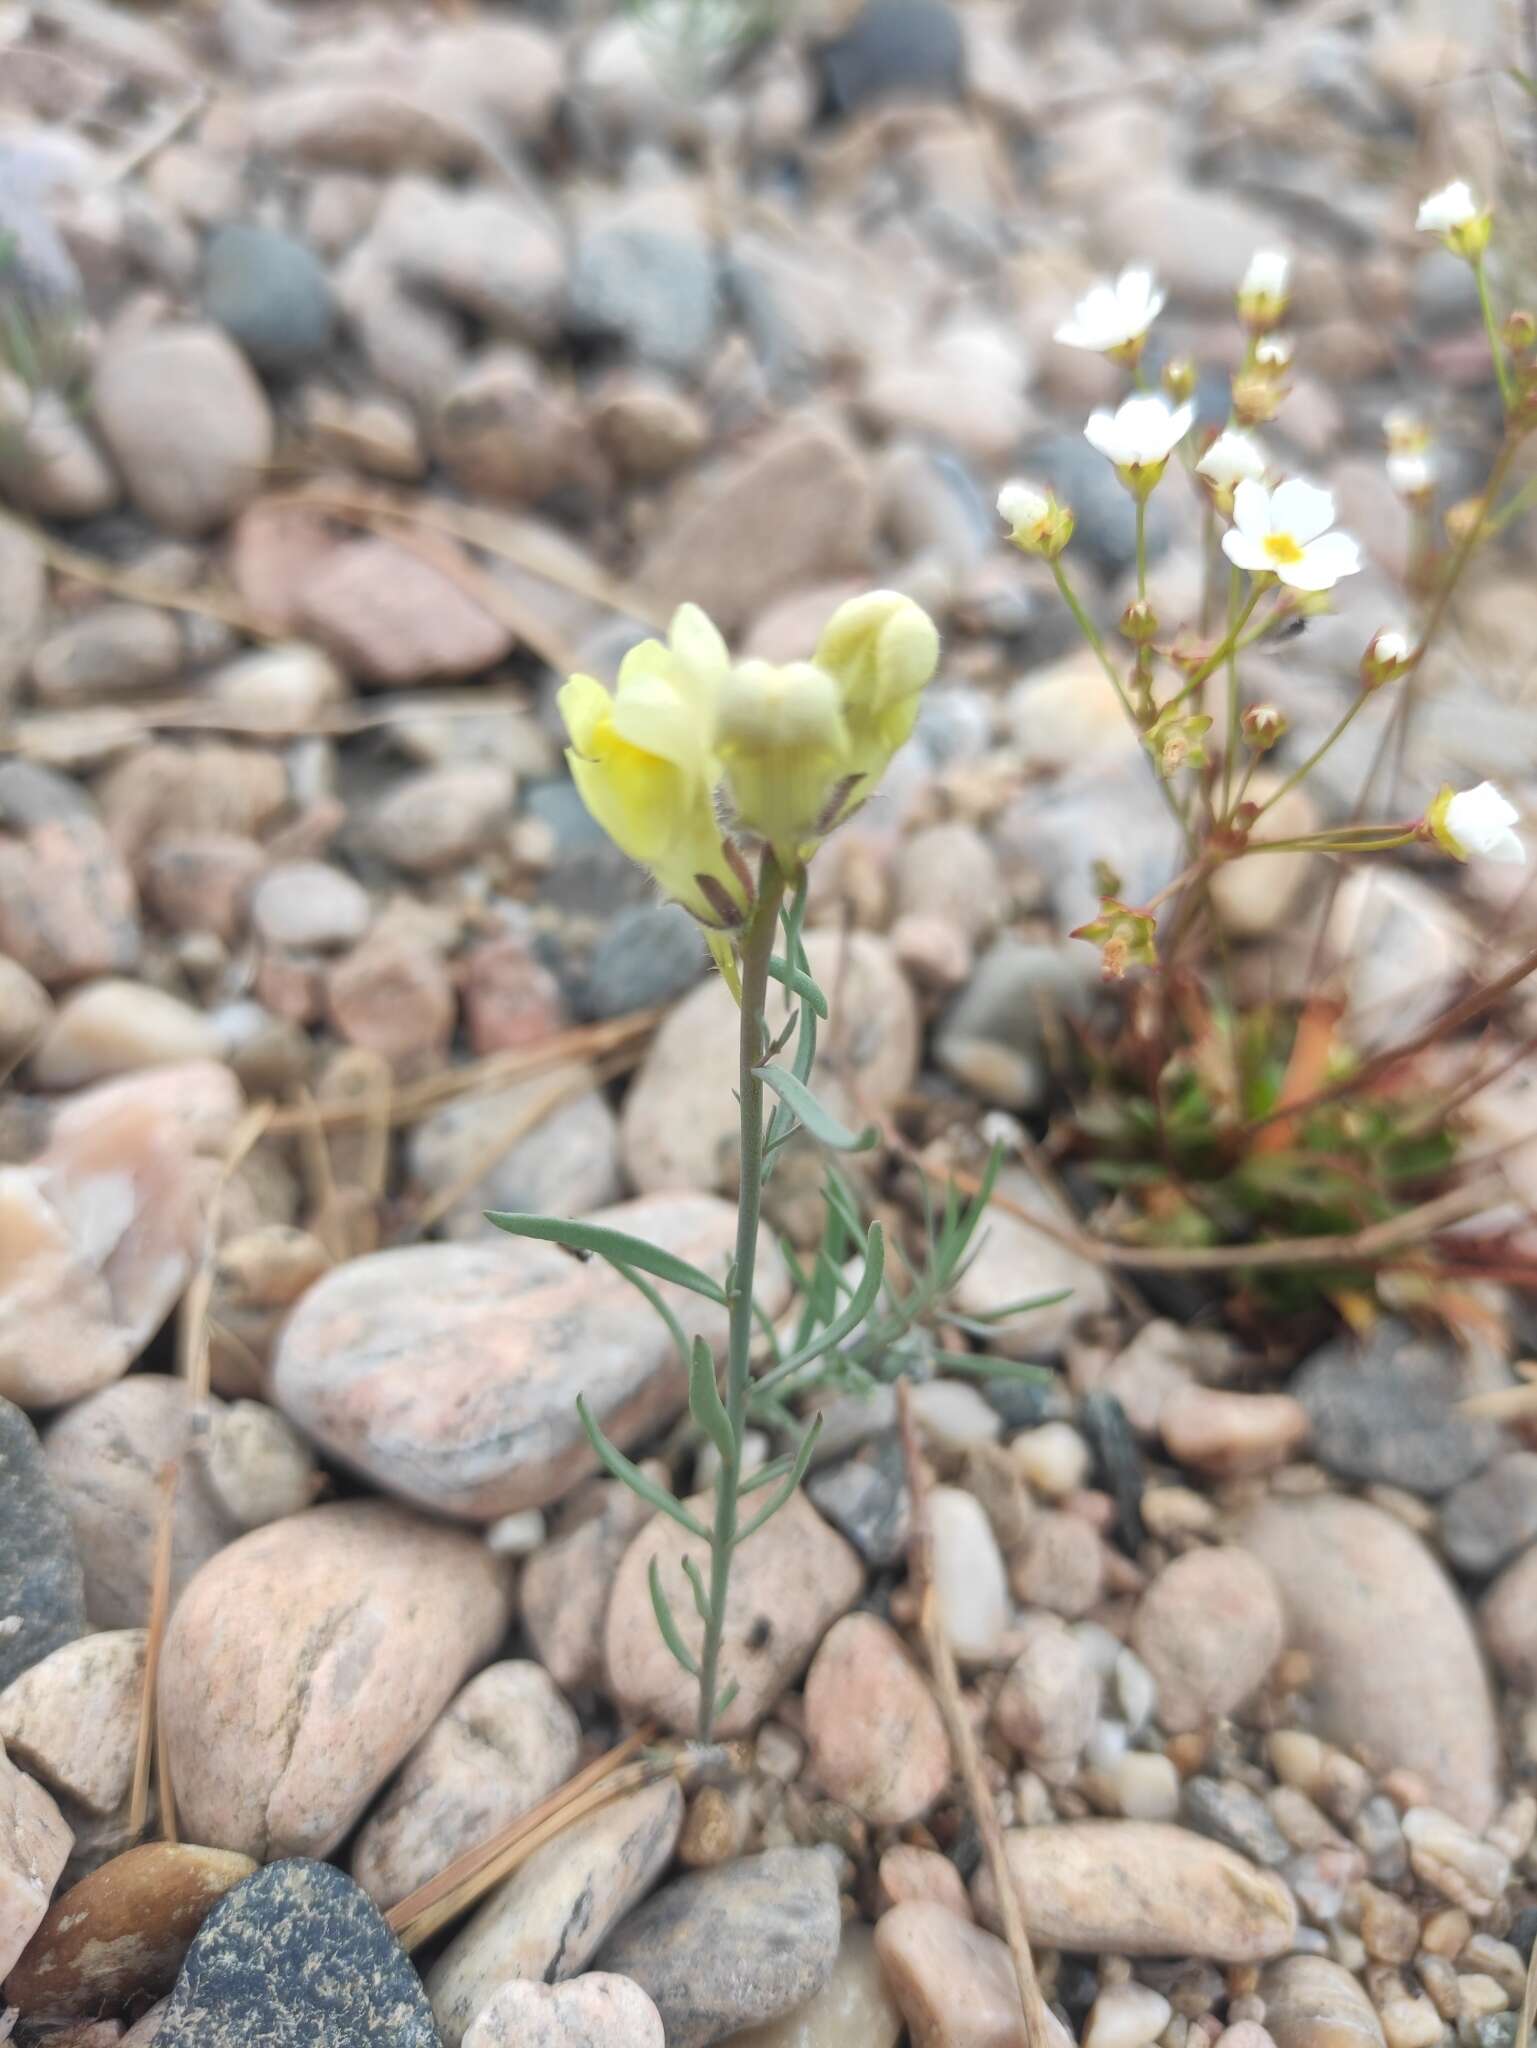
[1085,1982,1174,2048]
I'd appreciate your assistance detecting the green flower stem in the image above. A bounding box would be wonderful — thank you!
[696,854,786,1741]
[1473,253,1515,412]
[1240,829,1417,855]
[1485,471,1537,540]
[1135,497,1148,604]
[1220,566,1242,817]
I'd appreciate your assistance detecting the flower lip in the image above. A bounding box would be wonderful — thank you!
[1055,267,1166,353]
[1417,180,1479,233]
[1221,476,1362,592]
[1084,394,1194,470]
[1196,429,1268,490]
[1442,781,1526,864]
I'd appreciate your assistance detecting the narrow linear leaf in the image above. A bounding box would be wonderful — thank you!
[739,1449,796,1495]
[767,953,828,1017]
[956,1287,1073,1327]
[648,1557,700,1678]
[487,1212,729,1304]
[689,1335,735,1465]
[758,1224,886,1394]
[929,1349,1055,1383]
[713,1677,740,1720]
[577,1397,709,1540]
[740,1412,823,1541]
[754,1067,876,1153]
[681,1552,713,1626]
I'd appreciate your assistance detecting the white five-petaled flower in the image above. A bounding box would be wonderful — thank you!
[1084,394,1194,479]
[1055,268,1166,354]
[998,481,1049,532]
[1221,478,1362,592]
[1440,782,1526,864]
[1417,180,1479,235]
[1196,430,1268,490]
[1241,250,1291,301]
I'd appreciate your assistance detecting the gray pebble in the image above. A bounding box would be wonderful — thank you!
[1181,1776,1290,1868]
[0,1397,87,1689]
[1294,1323,1501,1498]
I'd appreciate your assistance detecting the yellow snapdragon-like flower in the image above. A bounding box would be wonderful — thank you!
[716,658,849,867]
[813,590,941,818]
[557,604,747,926]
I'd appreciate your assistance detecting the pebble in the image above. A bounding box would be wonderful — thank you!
[974,1823,1298,1960]
[1260,1954,1386,2048]
[1113,1752,1182,1821]
[911,1379,1004,1453]
[929,1483,1011,1661]
[0,1398,86,1689]
[596,1847,841,2048]
[202,222,336,374]
[875,1899,1072,2048]
[296,535,513,686]
[250,861,370,953]
[1181,1778,1290,1868]
[951,1169,1112,1359]
[1129,1548,1285,1733]
[363,766,513,875]
[0,956,52,1069]
[0,807,140,988]
[460,937,566,1056]
[0,1629,144,1814]
[1238,1496,1500,1829]
[427,1780,683,2048]
[804,1612,951,1823]
[5,1842,255,2018]
[893,823,1005,946]
[1401,1806,1510,1916]
[0,1744,72,1981]
[29,979,220,1089]
[1293,1327,1500,1498]
[815,0,967,114]
[30,605,184,708]
[152,1858,438,2048]
[275,1193,783,1519]
[351,1661,580,1910]
[995,1616,1099,1776]
[574,903,710,1022]
[43,1376,234,1626]
[1085,1983,1175,2048]
[1011,1423,1092,1501]
[723,1920,903,2048]
[607,1486,863,1737]
[519,1475,656,1690]
[1441,1452,1537,1576]
[1010,1510,1105,1619]
[877,1845,972,1920]
[1481,1540,1537,1689]
[1158,1386,1311,1478]
[621,932,917,1196]
[205,643,347,732]
[805,1446,912,1568]
[324,931,456,1073]
[159,1501,512,1860]
[570,214,720,380]
[589,373,708,481]
[145,834,264,941]
[92,325,273,536]
[0,517,47,712]
[463,1974,665,2048]
[197,1400,319,1530]
[935,940,1100,1113]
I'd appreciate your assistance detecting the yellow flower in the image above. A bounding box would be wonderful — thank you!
[813,590,940,818]
[715,659,849,866]
[558,605,747,925]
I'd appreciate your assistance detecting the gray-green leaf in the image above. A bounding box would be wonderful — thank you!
[753,1067,876,1153]
[487,1212,728,1304]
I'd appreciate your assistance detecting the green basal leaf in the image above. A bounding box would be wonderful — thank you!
[577,1396,709,1540]
[754,1067,876,1152]
[739,1412,823,1541]
[648,1557,700,1678]
[487,1212,728,1304]
[689,1335,735,1465]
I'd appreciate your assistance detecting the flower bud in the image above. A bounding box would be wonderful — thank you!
[1142,705,1212,777]
[1237,249,1291,332]
[1241,704,1288,750]
[1252,333,1294,373]
[1360,628,1412,690]
[997,480,1074,559]
[1071,898,1158,980]
[1231,370,1282,426]
[1387,448,1435,502]
[1120,598,1159,645]
[716,658,850,865]
[1503,309,1537,355]
[1161,355,1198,403]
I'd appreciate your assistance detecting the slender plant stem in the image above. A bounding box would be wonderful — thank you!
[1220,566,1242,816]
[1486,471,1537,540]
[1474,252,1515,411]
[1250,693,1369,823]
[697,856,786,1741]
[1135,497,1148,603]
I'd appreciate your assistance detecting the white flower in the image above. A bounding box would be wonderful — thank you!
[1084,394,1194,476]
[1387,449,1436,499]
[1417,181,1479,235]
[1254,334,1293,368]
[1221,478,1362,591]
[1055,268,1166,354]
[998,481,1049,531]
[1241,251,1291,301]
[1370,628,1410,666]
[1196,430,1268,490]
[997,479,1072,557]
[1443,782,1525,864]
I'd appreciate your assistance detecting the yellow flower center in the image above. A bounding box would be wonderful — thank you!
[1263,532,1305,566]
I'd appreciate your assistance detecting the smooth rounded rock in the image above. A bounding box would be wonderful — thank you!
[1480,1544,1537,1691]
[428,1780,684,2048]
[29,980,220,1089]
[929,1484,1009,1662]
[406,1071,623,1242]
[203,223,336,374]
[4,1842,255,2018]
[973,1822,1298,1960]
[1129,1547,1285,1733]
[0,956,52,1069]
[804,1613,950,1824]
[607,1487,863,1737]
[250,861,370,953]
[0,1629,144,1815]
[0,1746,72,1982]
[352,1661,580,1910]
[875,1900,1073,2048]
[595,1847,841,2048]
[1261,1955,1386,2048]
[1085,1983,1175,2048]
[464,1973,664,2048]
[93,326,273,537]
[197,1400,320,1531]
[159,1502,512,1860]
[725,1920,902,2048]
[273,1194,788,1521]
[994,1615,1099,1774]
[363,766,513,875]
[1237,1495,1500,1829]
[1158,1385,1311,1477]
[0,1398,86,1688]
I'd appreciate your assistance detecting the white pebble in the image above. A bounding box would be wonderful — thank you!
[485,1508,546,1556]
[1085,1982,1174,2048]
[1402,1806,1511,1915]
[1114,1750,1181,1821]
[1087,1718,1130,1773]
[1074,1620,1125,1679]
[911,1380,1004,1451]
[1011,1421,1090,1499]
[1115,1647,1158,1733]
[1379,1997,1442,2048]
[930,1485,1010,1662]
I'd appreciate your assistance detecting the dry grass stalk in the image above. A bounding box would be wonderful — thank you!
[896,1382,1053,2048]
[127,1461,179,1840]
[386,1727,662,1951]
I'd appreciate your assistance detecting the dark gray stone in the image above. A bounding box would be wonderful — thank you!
[0,757,93,826]
[569,226,719,378]
[0,145,84,307]
[806,1442,911,1568]
[0,1397,87,1689]
[1181,1776,1290,1868]
[1472,2017,1519,2048]
[156,1859,438,2047]
[1294,1323,1501,1498]
[1441,1450,1537,1577]
[815,0,965,117]
[203,224,336,375]
[576,902,708,1021]
[596,1847,841,2048]
[1351,1792,1407,1885]
[935,937,1100,1111]
[1029,433,1175,579]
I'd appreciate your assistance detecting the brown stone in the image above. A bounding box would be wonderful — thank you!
[296,535,512,686]
[804,1613,950,1824]
[463,1974,665,2048]
[1130,1548,1285,1733]
[0,1745,72,1981]
[144,834,265,941]
[876,1901,1074,2048]
[1158,1385,1310,1477]
[92,327,273,538]
[0,1630,145,1815]
[0,816,139,989]
[324,931,456,1073]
